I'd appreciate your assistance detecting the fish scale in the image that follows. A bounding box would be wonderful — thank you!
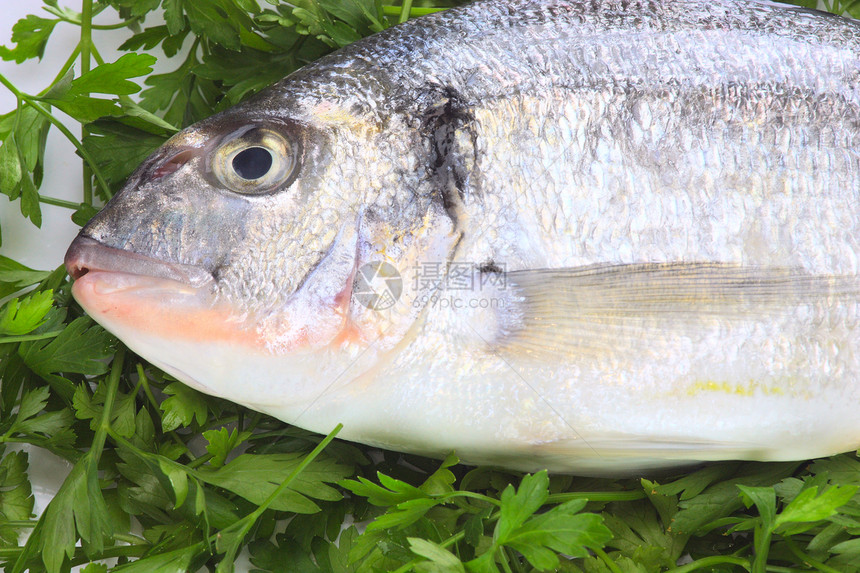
[467,81,860,269]
[65,0,860,473]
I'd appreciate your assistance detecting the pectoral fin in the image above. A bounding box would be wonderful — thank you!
[494,262,858,359]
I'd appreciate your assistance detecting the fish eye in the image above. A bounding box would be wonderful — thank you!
[212,127,297,194]
[232,147,273,180]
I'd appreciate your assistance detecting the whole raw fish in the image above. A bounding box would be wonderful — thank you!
[65,0,860,474]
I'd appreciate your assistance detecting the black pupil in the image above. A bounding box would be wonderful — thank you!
[232,147,273,180]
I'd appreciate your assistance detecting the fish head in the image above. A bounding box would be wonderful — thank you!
[64,86,461,416]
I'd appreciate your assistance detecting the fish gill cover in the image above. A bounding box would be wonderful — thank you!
[2,0,860,572]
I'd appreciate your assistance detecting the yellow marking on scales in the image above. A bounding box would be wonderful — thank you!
[309,101,381,133]
[686,380,786,397]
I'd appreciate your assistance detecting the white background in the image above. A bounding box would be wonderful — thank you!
[0,0,120,519]
[0,4,257,570]
[0,1,173,269]
[0,5,260,569]
[0,3,252,567]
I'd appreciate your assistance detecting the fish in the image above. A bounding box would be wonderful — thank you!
[64,0,860,475]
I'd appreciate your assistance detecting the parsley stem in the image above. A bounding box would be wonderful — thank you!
[439,530,466,548]
[80,0,92,100]
[208,424,343,563]
[593,546,624,573]
[246,423,342,517]
[113,533,148,546]
[499,548,514,573]
[547,490,646,503]
[2,521,36,528]
[0,73,112,196]
[0,331,64,343]
[398,0,414,23]
[666,556,751,572]
[136,363,162,412]
[438,490,501,506]
[89,43,106,67]
[38,195,83,210]
[92,346,125,458]
[752,523,773,573]
[91,19,140,30]
[205,415,240,432]
[172,431,195,460]
[53,14,142,30]
[80,0,94,206]
[187,452,214,469]
[783,537,841,573]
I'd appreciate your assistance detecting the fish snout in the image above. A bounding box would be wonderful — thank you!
[64,235,213,288]
[65,235,109,280]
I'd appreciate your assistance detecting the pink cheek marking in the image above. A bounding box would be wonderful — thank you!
[328,322,365,347]
[71,270,378,355]
[71,273,265,347]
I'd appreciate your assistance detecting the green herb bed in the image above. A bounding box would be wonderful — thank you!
[2,1,860,572]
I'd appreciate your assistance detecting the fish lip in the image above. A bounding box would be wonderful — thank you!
[65,236,213,289]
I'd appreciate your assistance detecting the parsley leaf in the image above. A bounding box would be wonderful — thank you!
[467,471,612,572]
[0,256,51,299]
[203,427,252,468]
[775,484,858,532]
[73,384,137,438]
[68,53,157,96]
[197,452,351,513]
[82,118,169,194]
[38,457,111,573]
[0,290,53,336]
[19,316,116,378]
[160,381,208,432]
[408,537,465,572]
[0,451,35,547]
[111,545,200,573]
[0,15,59,63]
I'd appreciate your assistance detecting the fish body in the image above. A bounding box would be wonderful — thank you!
[66,0,860,474]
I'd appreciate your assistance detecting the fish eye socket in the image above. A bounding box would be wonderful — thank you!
[212,128,297,194]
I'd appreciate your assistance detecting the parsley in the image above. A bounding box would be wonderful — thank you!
[3,1,860,572]
[0,451,35,547]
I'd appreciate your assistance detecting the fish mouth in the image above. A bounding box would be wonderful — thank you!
[64,235,254,351]
[65,236,213,289]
